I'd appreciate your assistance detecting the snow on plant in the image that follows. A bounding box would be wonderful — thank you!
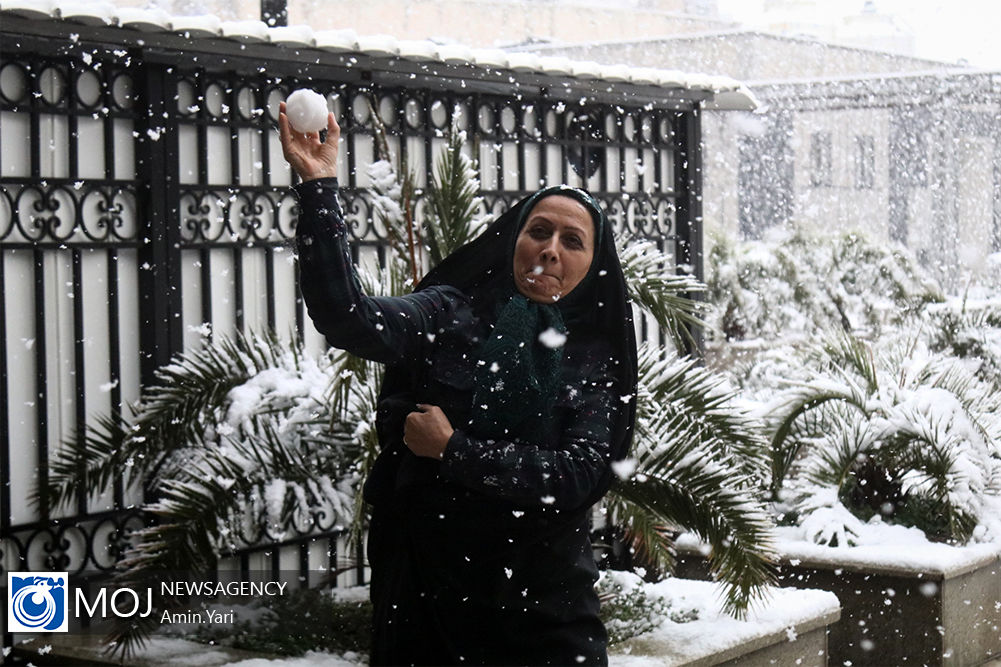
[596,570,672,644]
[758,330,1001,545]
[706,226,942,343]
[924,295,1001,388]
[607,342,776,616]
[38,331,373,656]
[422,118,489,267]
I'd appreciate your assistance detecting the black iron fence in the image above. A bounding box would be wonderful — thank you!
[0,15,703,590]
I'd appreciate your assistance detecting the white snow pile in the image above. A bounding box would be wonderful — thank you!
[284,89,329,133]
[605,573,838,667]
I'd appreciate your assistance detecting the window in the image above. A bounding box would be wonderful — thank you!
[810,132,832,187]
[855,135,875,189]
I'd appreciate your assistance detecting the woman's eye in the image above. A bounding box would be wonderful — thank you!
[564,235,583,249]
[529,227,549,239]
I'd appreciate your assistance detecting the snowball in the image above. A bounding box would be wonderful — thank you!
[285,89,329,133]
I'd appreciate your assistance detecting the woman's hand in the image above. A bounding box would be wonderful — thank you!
[278,101,340,182]
[404,404,454,460]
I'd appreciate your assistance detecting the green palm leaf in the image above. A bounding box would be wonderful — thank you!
[619,239,707,353]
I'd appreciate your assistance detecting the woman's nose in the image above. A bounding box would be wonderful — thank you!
[540,240,559,262]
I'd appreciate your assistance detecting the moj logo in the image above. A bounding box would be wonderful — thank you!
[7,572,68,632]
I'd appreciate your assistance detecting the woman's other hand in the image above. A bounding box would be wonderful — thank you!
[278,101,340,182]
[404,404,454,460]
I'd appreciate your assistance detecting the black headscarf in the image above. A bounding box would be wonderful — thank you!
[417,185,638,473]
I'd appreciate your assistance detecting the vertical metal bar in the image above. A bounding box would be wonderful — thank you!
[233,246,245,333]
[33,248,50,521]
[346,86,357,190]
[266,245,276,331]
[30,65,41,181]
[559,103,569,185]
[328,535,338,583]
[423,90,434,192]
[0,251,10,536]
[136,63,183,387]
[673,108,704,355]
[355,535,365,586]
[299,541,310,587]
[493,100,504,191]
[538,102,547,189]
[107,247,124,509]
[260,86,273,190]
[200,249,213,341]
[516,101,527,192]
[72,248,87,516]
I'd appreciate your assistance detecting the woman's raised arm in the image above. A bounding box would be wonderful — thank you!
[280,104,461,364]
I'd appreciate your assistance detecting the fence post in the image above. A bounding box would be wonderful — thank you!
[136,58,183,388]
[674,107,705,356]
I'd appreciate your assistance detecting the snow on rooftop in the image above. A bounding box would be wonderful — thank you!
[0,0,757,109]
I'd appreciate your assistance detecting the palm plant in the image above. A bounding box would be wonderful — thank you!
[706,228,943,343]
[606,344,774,614]
[40,331,365,656]
[762,329,1001,544]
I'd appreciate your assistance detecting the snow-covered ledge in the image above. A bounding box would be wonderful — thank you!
[676,528,1001,666]
[609,578,840,667]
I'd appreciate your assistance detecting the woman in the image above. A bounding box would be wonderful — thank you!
[279,103,637,666]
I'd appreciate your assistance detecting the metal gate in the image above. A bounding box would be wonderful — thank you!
[0,16,703,586]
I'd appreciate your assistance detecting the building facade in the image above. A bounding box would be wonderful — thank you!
[530,30,1001,287]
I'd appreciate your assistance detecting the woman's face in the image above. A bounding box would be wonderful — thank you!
[513,195,595,303]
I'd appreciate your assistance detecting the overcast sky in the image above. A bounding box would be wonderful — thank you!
[715,0,1001,69]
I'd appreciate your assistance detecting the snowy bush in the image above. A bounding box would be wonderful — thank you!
[757,331,1001,544]
[925,296,1001,388]
[596,570,672,644]
[42,331,374,654]
[706,227,942,343]
[705,229,1001,547]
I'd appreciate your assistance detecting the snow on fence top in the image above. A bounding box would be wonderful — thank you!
[0,0,759,110]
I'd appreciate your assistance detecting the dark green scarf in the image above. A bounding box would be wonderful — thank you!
[469,293,567,439]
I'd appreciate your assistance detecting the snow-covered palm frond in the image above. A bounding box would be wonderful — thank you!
[42,331,364,659]
[619,239,707,353]
[763,329,1001,544]
[764,372,873,498]
[610,403,776,617]
[816,330,878,393]
[41,331,298,511]
[423,125,487,269]
[635,342,767,486]
[801,417,878,492]
[926,299,1001,388]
